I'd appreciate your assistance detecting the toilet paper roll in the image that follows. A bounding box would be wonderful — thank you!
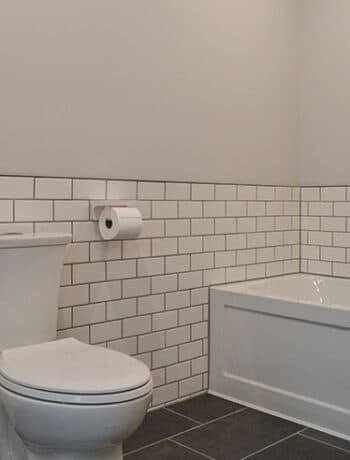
[98,207,143,240]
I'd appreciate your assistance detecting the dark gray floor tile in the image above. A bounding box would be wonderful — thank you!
[124,409,198,453]
[174,408,302,460]
[302,429,350,453]
[167,393,244,423]
[249,434,350,459]
[125,440,209,460]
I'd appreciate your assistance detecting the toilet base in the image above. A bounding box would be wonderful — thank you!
[26,444,123,460]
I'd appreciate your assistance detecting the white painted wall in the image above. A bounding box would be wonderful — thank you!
[0,1,298,185]
[298,0,350,185]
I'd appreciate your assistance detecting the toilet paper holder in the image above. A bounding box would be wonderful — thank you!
[90,200,139,221]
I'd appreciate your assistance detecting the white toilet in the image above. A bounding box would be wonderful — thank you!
[0,233,152,460]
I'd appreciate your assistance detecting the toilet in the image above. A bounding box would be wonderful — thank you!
[0,233,152,460]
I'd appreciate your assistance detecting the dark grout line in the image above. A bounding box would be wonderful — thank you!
[170,439,217,460]
[239,427,307,460]
[298,432,350,455]
[124,407,248,457]
[163,406,202,425]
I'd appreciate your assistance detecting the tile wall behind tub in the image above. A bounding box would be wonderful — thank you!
[0,176,300,407]
[301,186,350,277]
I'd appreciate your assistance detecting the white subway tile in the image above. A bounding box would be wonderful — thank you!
[73,262,105,284]
[0,177,33,199]
[321,217,346,232]
[54,201,89,221]
[153,347,178,368]
[191,218,214,235]
[139,220,164,238]
[107,260,136,280]
[138,257,164,277]
[179,306,203,325]
[64,243,89,264]
[247,264,266,280]
[107,180,137,199]
[59,285,89,308]
[107,298,137,320]
[167,362,191,383]
[203,202,225,217]
[257,217,274,232]
[0,200,13,222]
[192,356,208,375]
[152,383,178,406]
[179,271,202,290]
[139,331,165,353]
[237,217,256,233]
[334,232,350,247]
[166,290,190,310]
[36,222,70,234]
[179,236,203,254]
[215,184,237,200]
[152,201,178,219]
[203,235,225,252]
[73,179,105,199]
[57,308,72,330]
[108,337,137,355]
[138,294,165,315]
[152,238,178,256]
[203,268,226,285]
[73,222,101,242]
[309,202,333,216]
[308,260,332,276]
[57,326,89,344]
[191,288,208,306]
[266,201,283,216]
[138,182,164,200]
[166,182,191,200]
[275,187,292,201]
[179,201,203,218]
[215,251,236,268]
[123,277,150,298]
[15,200,52,221]
[226,263,246,281]
[123,240,151,259]
[247,202,265,217]
[226,234,247,250]
[308,231,332,246]
[179,340,202,361]
[73,303,105,326]
[334,203,350,216]
[275,216,292,231]
[152,274,178,294]
[226,201,247,217]
[91,320,121,344]
[321,187,346,202]
[90,241,122,261]
[215,218,236,234]
[257,186,275,201]
[166,255,190,274]
[192,184,214,200]
[321,247,346,263]
[152,311,178,331]
[165,219,190,237]
[237,185,256,201]
[283,202,300,216]
[301,187,320,201]
[301,216,320,231]
[237,249,256,265]
[36,178,71,199]
[166,326,191,346]
[191,252,214,270]
[123,315,151,337]
[90,280,121,303]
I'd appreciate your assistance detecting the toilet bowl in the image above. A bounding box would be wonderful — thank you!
[0,338,152,460]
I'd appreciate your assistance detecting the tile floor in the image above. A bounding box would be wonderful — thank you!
[124,394,350,460]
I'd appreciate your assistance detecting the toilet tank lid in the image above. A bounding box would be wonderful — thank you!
[0,233,71,248]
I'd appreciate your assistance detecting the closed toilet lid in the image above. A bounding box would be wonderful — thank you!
[0,338,151,396]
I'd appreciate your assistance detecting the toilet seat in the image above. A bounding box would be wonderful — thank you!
[0,338,152,405]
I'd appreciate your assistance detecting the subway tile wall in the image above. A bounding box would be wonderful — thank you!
[0,176,300,407]
[301,186,350,277]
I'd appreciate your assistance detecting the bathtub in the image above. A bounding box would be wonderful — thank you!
[209,274,350,440]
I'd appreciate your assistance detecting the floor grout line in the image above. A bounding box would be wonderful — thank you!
[239,428,307,460]
[124,407,248,457]
[170,439,217,460]
[299,432,350,455]
[164,407,202,425]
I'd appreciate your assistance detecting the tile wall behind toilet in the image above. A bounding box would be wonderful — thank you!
[0,175,300,407]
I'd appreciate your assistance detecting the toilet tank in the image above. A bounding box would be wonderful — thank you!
[0,233,71,351]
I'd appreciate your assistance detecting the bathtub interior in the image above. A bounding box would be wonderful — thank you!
[218,274,350,309]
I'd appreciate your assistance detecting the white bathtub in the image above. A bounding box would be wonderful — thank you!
[209,274,350,440]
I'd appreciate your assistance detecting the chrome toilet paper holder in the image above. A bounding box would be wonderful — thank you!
[90,200,139,220]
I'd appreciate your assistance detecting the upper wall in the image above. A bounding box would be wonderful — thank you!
[299,0,350,185]
[0,1,298,185]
